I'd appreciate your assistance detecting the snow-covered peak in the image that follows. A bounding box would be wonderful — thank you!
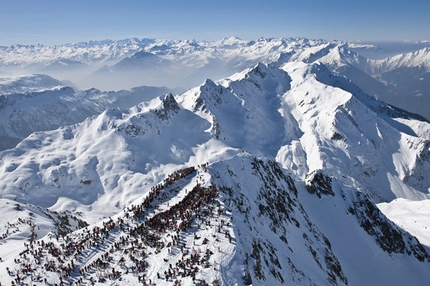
[0,74,65,94]
[347,43,379,49]
[370,47,430,73]
[213,36,245,47]
[282,61,430,200]
[291,43,367,71]
[1,55,430,285]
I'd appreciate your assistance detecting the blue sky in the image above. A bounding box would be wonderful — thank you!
[0,0,429,45]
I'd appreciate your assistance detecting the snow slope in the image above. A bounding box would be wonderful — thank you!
[0,74,172,151]
[1,61,430,285]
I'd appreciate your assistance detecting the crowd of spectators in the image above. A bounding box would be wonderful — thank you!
[3,163,233,285]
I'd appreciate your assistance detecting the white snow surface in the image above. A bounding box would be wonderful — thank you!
[0,54,430,285]
[370,47,430,74]
[378,198,430,247]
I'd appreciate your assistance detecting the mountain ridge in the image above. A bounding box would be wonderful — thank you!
[2,36,430,120]
[0,76,173,151]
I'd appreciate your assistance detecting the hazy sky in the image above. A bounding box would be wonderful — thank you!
[1,0,429,46]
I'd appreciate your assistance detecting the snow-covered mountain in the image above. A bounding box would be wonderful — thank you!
[1,61,430,285]
[0,74,173,150]
[348,41,430,60]
[369,47,430,74]
[364,47,430,121]
[3,37,430,121]
[0,37,347,92]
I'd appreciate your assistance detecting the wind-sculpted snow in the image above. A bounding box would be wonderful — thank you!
[1,61,430,285]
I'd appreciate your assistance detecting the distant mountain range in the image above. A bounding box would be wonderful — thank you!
[1,37,430,122]
[0,37,430,285]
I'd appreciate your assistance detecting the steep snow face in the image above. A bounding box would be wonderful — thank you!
[212,156,430,286]
[378,198,430,246]
[299,168,430,286]
[277,62,430,202]
[210,156,348,285]
[179,63,291,157]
